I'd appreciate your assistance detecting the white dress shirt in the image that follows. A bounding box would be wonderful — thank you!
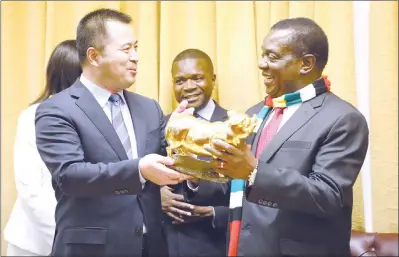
[80,75,147,233]
[196,98,216,121]
[263,103,301,132]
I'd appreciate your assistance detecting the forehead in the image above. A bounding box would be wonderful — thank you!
[104,20,137,46]
[262,29,294,52]
[172,58,211,77]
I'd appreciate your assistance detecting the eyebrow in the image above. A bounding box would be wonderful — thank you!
[122,41,138,47]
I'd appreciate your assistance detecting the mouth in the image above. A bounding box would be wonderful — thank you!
[182,93,202,103]
[128,68,137,75]
[262,72,274,84]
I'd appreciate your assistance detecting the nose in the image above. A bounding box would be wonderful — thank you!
[183,79,196,90]
[258,58,268,70]
[129,50,139,62]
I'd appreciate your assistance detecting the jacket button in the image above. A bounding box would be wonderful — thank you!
[242,224,251,230]
[258,199,263,204]
[267,202,272,206]
[272,203,278,208]
[114,190,120,195]
[135,227,143,235]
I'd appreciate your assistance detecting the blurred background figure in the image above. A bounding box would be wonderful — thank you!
[3,39,81,256]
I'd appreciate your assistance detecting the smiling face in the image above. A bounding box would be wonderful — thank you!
[95,20,139,92]
[258,29,304,98]
[172,58,215,111]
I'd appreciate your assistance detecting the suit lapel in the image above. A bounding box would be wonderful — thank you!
[124,91,147,158]
[258,93,327,162]
[210,102,228,122]
[71,81,128,160]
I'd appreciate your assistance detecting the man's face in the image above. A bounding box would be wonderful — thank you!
[97,20,139,92]
[259,29,303,98]
[172,58,215,111]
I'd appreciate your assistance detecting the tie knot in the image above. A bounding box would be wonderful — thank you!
[109,93,122,104]
[275,107,285,115]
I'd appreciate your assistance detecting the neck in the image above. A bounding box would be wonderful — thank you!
[195,98,211,112]
[291,74,322,93]
[82,69,118,94]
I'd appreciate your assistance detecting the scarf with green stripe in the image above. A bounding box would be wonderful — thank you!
[227,76,331,256]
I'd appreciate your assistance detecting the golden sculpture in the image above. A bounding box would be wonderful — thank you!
[165,110,259,182]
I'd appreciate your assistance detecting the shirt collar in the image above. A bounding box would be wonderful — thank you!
[80,74,126,108]
[196,99,215,121]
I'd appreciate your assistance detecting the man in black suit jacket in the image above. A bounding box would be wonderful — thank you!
[35,9,190,257]
[203,18,369,256]
[161,49,230,256]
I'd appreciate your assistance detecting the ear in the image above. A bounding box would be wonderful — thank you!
[86,47,100,67]
[212,74,216,82]
[300,54,316,75]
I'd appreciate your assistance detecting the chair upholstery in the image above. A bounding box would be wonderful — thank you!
[350,230,398,256]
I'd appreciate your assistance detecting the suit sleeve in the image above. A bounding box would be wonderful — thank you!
[246,111,369,218]
[155,100,168,157]
[184,180,230,207]
[13,107,56,246]
[35,101,143,197]
[213,206,229,230]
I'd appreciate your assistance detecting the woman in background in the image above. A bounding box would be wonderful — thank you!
[4,39,82,256]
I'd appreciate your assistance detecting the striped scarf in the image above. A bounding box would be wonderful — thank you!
[227,76,331,256]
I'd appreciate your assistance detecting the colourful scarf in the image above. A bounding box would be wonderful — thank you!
[227,76,331,256]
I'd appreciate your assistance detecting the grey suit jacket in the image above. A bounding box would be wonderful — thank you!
[35,80,168,257]
[236,92,369,256]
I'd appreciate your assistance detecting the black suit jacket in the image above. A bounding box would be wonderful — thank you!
[163,101,230,257]
[35,79,168,257]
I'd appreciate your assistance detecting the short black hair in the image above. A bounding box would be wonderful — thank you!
[32,40,81,105]
[76,8,132,64]
[271,17,329,71]
[172,48,214,74]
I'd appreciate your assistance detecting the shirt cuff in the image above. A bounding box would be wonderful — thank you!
[211,207,216,228]
[138,167,147,188]
[186,180,199,192]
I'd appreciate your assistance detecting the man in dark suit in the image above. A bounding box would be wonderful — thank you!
[35,9,191,257]
[160,49,230,257]
[202,18,369,256]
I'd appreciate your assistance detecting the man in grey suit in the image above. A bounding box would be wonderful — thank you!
[161,49,230,257]
[35,9,190,257]
[203,18,369,256]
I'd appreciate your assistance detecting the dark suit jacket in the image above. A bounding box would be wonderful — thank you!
[35,80,168,257]
[189,92,369,256]
[163,102,230,257]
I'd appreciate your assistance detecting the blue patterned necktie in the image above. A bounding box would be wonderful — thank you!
[109,93,133,159]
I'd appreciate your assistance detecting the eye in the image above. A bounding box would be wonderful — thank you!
[192,76,203,81]
[175,79,185,85]
[268,53,278,60]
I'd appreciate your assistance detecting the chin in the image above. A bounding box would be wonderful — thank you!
[265,86,278,97]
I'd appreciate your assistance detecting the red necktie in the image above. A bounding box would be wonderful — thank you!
[255,107,285,158]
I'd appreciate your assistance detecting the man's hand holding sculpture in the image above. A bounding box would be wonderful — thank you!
[165,103,258,182]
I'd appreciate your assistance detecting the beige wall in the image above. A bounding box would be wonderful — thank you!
[1,1,398,255]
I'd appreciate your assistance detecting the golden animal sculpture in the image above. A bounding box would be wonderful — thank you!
[165,110,258,182]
